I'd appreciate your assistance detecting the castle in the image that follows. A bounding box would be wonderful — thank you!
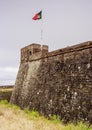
[10,41,92,123]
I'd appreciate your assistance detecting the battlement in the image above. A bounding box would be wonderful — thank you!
[21,41,92,63]
[21,43,48,63]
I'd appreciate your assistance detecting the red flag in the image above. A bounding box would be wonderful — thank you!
[32,11,42,20]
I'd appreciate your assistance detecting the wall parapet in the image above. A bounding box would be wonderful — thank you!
[25,41,92,62]
[21,43,48,63]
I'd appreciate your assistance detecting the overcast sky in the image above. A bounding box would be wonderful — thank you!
[0,0,92,85]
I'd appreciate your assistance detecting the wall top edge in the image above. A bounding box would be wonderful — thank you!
[21,41,92,62]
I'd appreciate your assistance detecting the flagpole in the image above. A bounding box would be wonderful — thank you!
[41,10,43,50]
[32,10,43,48]
[41,28,43,41]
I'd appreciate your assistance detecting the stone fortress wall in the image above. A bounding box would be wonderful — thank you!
[10,41,92,123]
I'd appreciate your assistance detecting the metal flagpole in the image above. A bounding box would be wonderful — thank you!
[41,29,43,41]
[41,10,43,50]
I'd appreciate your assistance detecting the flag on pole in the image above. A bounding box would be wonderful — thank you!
[32,11,42,20]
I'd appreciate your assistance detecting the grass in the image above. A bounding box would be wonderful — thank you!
[0,88,13,92]
[0,88,12,102]
[0,100,92,130]
[24,108,40,118]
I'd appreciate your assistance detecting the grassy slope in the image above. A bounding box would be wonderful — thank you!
[0,100,92,130]
[0,88,12,101]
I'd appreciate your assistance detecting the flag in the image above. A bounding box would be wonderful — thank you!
[32,11,42,20]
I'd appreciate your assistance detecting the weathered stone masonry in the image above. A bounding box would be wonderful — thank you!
[10,41,92,123]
